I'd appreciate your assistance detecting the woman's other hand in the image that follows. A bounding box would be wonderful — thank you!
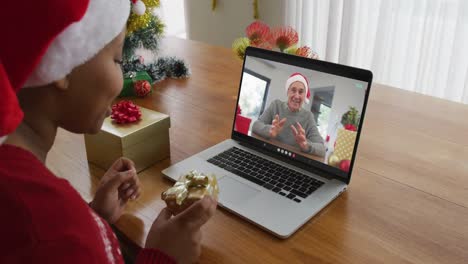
[90,157,141,224]
[145,196,217,264]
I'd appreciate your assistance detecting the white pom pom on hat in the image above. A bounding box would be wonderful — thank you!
[132,0,146,16]
[285,72,311,104]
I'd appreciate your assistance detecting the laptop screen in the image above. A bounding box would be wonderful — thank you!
[232,47,372,181]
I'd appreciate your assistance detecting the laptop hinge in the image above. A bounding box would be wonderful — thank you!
[237,140,345,183]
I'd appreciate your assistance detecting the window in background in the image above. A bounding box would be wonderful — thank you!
[317,103,331,140]
[239,69,271,120]
[310,87,334,140]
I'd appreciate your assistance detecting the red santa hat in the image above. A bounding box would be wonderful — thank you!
[0,0,130,143]
[285,72,311,104]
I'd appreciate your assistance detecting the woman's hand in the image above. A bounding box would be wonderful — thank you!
[90,157,141,224]
[291,122,310,152]
[269,114,287,138]
[145,196,217,264]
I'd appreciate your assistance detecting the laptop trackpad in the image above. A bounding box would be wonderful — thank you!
[218,176,260,204]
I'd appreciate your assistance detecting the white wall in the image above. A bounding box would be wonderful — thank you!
[157,0,187,38]
[184,0,285,47]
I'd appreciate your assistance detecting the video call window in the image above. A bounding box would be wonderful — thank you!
[234,56,368,176]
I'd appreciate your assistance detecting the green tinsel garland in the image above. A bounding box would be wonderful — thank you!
[123,17,165,61]
[122,57,191,84]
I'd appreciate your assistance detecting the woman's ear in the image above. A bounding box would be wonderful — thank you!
[53,76,70,91]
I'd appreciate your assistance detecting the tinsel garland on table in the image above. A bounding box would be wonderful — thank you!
[122,57,190,83]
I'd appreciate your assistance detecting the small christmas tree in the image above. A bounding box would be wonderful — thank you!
[122,0,190,88]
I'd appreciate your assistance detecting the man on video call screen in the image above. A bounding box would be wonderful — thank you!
[234,55,368,175]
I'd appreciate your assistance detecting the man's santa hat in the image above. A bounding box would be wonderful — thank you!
[0,0,130,143]
[285,72,311,104]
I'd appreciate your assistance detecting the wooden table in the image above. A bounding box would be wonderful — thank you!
[47,37,468,263]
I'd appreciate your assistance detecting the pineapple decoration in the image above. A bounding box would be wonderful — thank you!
[340,106,360,131]
[327,106,361,172]
[120,0,190,97]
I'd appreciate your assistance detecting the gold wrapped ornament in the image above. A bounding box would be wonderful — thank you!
[211,0,259,19]
[162,170,219,215]
[328,153,340,167]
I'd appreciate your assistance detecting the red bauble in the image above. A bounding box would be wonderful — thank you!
[111,100,142,124]
[339,160,351,172]
[134,80,151,97]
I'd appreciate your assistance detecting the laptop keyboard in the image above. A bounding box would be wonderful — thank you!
[207,147,324,203]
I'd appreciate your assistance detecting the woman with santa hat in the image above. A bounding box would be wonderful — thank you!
[0,0,216,263]
[252,73,326,157]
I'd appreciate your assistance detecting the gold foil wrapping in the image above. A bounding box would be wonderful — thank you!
[162,170,219,214]
[334,128,357,161]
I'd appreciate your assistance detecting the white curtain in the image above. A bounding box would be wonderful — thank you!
[285,0,468,104]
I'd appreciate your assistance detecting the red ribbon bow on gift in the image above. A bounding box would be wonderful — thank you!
[111,100,142,124]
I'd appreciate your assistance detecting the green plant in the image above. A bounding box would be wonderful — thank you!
[341,107,360,127]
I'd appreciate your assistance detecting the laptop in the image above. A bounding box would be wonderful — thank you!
[162,46,373,238]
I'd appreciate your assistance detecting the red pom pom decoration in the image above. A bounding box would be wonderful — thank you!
[134,80,151,97]
[111,100,142,124]
[339,160,351,172]
[344,124,357,131]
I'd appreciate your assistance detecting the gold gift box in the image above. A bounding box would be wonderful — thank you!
[84,107,170,173]
[334,128,357,161]
[162,170,219,215]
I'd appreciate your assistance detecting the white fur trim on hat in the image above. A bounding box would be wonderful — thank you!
[285,73,310,104]
[24,0,130,87]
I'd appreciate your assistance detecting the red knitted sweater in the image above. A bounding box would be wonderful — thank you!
[0,144,175,264]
